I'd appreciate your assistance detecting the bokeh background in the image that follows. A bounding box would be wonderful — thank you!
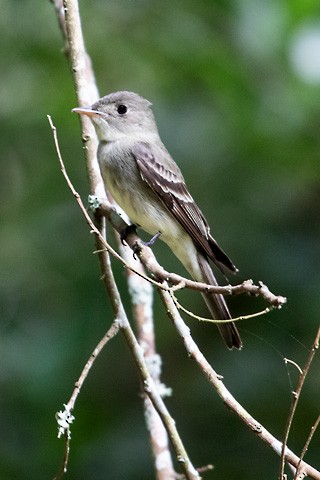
[1,1,320,478]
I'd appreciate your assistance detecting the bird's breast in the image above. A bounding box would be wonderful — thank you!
[97,141,181,240]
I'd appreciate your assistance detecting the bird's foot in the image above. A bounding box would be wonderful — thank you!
[142,231,161,247]
[120,224,137,245]
[132,231,161,260]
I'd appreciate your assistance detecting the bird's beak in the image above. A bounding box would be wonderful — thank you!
[72,107,104,117]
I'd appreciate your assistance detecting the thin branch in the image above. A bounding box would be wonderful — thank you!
[48,114,286,315]
[50,0,67,39]
[48,115,199,480]
[124,259,175,479]
[95,215,197,480]
[48,4,316,480]
[284,358,303,376]
[56,0,175,472]
[51,1,204,478]
[100,198,287,308]
[68,320,120,412]
[49,121,287,312]
[170,290,271,323]
[279,326,320,479]
[295,415,320,480]
[94,213,176,479]
[49,115,320,479]
[51,0,104,201]
[52,431,70,480]
[158,287,320,480]
[48,108,320,480]
[120,317,200,480]
[53,321,119,479]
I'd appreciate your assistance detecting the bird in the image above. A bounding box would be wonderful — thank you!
[73,91,242,349]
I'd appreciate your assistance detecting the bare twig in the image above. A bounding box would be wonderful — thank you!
[68,321,120,412]
[279,326,320,479]
[53,321,119,479]
[50,3,178,471]
[48,112,320,480]
[60,0,175,469]
[284,358,303,375]
[159,288,320,480]
[50,0,67,41]
[49,114,286,316]
[53,116,287,316]
[295,415,320,480]
[118,234,175,478]
[51,0,103,200]
[48,4,319,480]
[48,115,199,479]
[98,211,176,478]
[100,198,287,308]
[120,317,200,480]
[49,114,320,479]
[170,290,271,323]
[52,431,70,480]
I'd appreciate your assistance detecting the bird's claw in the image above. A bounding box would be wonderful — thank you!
[120,224,137,245]
[142,231,161,247]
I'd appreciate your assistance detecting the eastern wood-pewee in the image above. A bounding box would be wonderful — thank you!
[73,91,242,349]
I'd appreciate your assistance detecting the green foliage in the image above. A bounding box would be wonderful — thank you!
[1,0,319,478]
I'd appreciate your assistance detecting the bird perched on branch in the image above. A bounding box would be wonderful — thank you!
[73,91,242,349]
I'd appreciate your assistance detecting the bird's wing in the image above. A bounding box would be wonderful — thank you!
[132,142,237,273]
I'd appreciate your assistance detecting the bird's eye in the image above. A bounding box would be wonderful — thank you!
[117,104,127,115]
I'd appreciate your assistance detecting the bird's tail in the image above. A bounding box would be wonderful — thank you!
[197,252,242,350]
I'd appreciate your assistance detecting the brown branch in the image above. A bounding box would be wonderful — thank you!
[54,321,120,479]
[50,0,67,40]
[48,117,320,480]
[51,0,102,200]
[48,115,199,479]
[295,414,320,480]
[50,0,190,474]
[92,195,287,309]
[48,116,285,317]
[120,315,200,480]
[279,326,320,479]
[170,290,271,323]
[98,199,287,308]
[158,287,320,480]
[49,4,315,480]
[118,240,175,478]
[58,0,175,470]
[68,321,120,412]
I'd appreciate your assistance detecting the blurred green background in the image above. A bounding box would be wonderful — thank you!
[1,0,320,478]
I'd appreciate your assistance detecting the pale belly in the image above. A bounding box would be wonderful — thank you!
[106,175,202,278]
[98,141,203,280]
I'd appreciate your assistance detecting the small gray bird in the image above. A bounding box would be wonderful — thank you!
[73,91,242,349]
